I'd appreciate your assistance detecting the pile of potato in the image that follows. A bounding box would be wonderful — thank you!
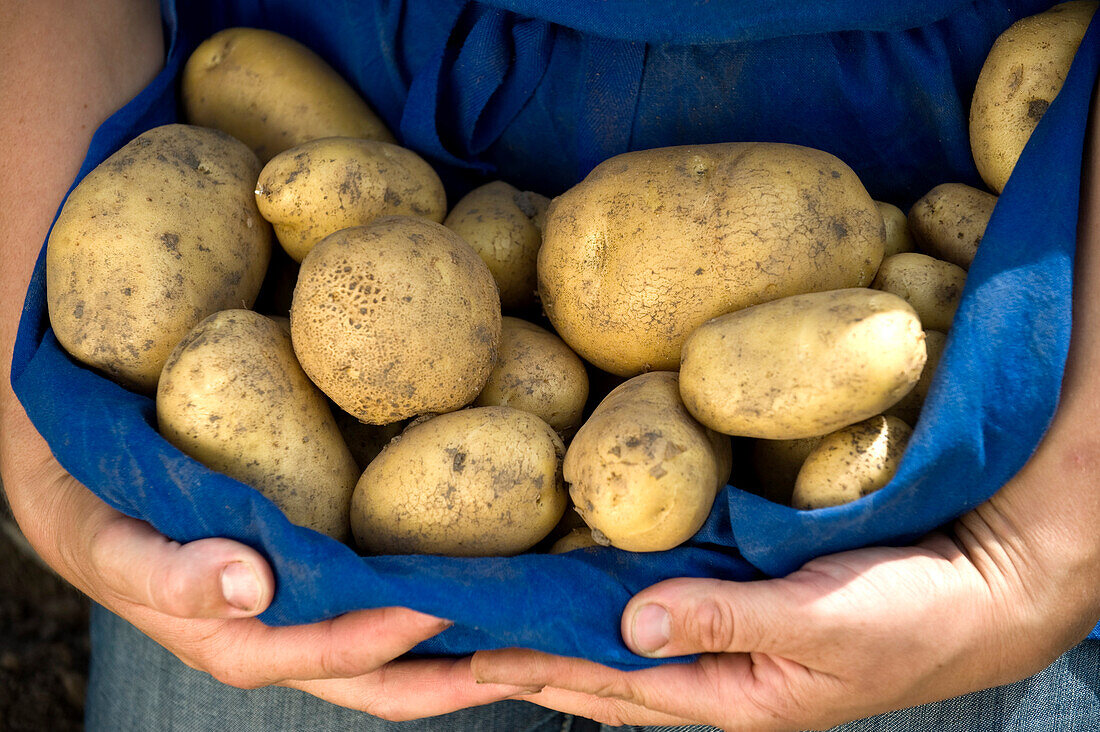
[44,3,1096,557]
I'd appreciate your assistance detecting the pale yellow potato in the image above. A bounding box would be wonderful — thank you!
[539,143,885,376]
[157,310,359,540]
[473,317,589,437]
[182,27,395,163]
[872,253,967,332]
[46,124,272,393]
[549,528,601,554]
[970,1,1098,193]
[751,436,824,506]
[351,407,566,556]
[444,181,550,310]
[256,138,446,262]
[908,183,998,269]
[565,372,732,553]
[876,201,915,258]
[679,289,926,440]
[884,330,948,425]
[792,416,913,510]
[291,216,501,424]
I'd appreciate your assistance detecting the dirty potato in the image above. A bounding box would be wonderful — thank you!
[871,253,967,332]
[908,183,998,269]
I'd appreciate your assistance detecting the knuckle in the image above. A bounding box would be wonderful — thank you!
[150,564,200,617]
[685,598,738,651]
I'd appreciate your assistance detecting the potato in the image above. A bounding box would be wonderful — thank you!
[970,1,1098,193]
[792,416,913,510]
[871,253,967,332]
[539,143,885,376]
[255,138,446,262]
[565,372,732,552]
[549,529,601,554]
[333,411,407,470]
[46,124,272,392]
[473,317,589,437]
[443,181,550,310]
[680,289,926,440]
[157,310,359,540]
[290,216,501,424]
[182,27,395,163]
[884,330,948,425]
[908,183,998,269]
[751,436,824,505]
[876,201,915,258]
[351,407,566,556]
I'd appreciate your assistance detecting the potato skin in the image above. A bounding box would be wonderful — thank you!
[351,407,567,556]
[290,216,501,424]
[549,528,601,554]
[473,317,589,437]
[680,289,926,439]
[182,27,395,163]
[884,330,948,425]
[539,143,885,376]
[256,138,446,262]
[908,183,998,269]
[444,181,550,310]
[565,372,732,553]
[970,1,1097,193]
[875,201,915,258]
[792,416,913,510]
[871,253,967,332]
[157,310,359,540]
[46,124,272,393]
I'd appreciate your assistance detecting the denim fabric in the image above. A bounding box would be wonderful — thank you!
[87,605,1100,732]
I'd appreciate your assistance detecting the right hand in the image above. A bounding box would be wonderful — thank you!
[0,403,529,719]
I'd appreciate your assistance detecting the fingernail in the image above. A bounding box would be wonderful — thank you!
[631,603,671,655]
[221,562,261,612]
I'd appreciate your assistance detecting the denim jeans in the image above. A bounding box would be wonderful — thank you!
[86,604,1100,731]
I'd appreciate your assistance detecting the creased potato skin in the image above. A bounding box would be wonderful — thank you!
[565,372,732,553]
[157,310,359,540]
[871,253,967,332]
[46,124,272,393]
[182,27,395,163]
[444,181,550,310]
[351,407,567,557]
[679,289,926,440]
[539,143,885,376]
[908,183,997,270]
[970,1,1098,193]
[256,138,446,262]
[290,216,501,424]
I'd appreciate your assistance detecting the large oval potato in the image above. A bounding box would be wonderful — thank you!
[473,317,589,437]
[351,407,566,556]
[908,183,997,269]
[539,143,885,376]
[970,1,1098,193]
[157,310,359,540]
[291,216,501,424]
[182,27,395,162]
[46,124,272,392]
[565,371,732,553]
[444,181,550,310]
[872,253,967,332]
[256,138,446,262]
[680,289,926,439]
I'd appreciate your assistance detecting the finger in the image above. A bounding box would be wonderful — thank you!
[281,657,540,721]
[87,513,274,619]
[622,576,801,657]
[519,686,698,728]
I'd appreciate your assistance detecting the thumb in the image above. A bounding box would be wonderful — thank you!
[622,576,798,658]
[88,513,275,619]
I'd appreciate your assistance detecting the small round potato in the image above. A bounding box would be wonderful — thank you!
[333,411,407,470]
[884,330,948,425]
[182,28,394,162]
[351,407,567,556]
[565,372,732,553]
[473,317,589,437]
[751,436,824,505]
[549,529,601,554]
[256,138,447,262]
[444,181,550,310]
[792,416,913,510]
[872,253,967,332]
[876,201,915,258]
[291,216,501,424]
[970,2,1098,193]
[908,183,998,269]
[157,310,360,540]
[680,289,926,440]
[46,124,272,393]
